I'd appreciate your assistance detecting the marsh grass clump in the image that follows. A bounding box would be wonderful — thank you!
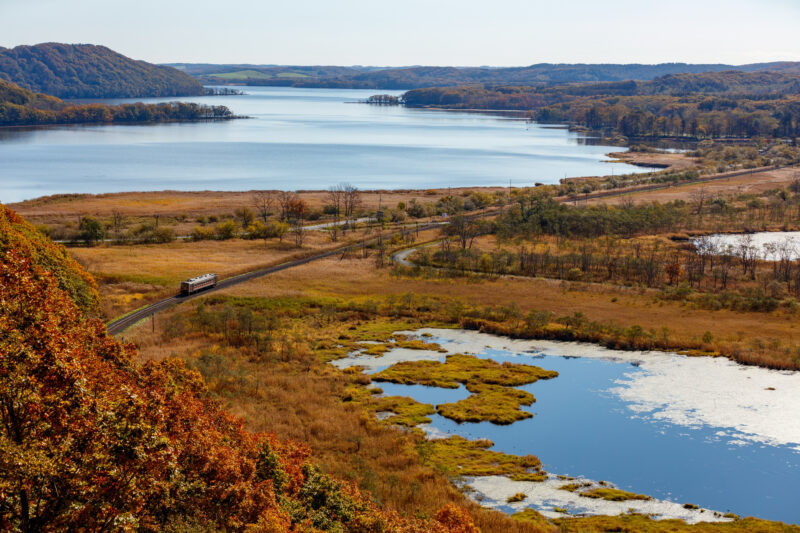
[507,492,527,503]
[373,354,556,424]
[367,395,436,427]
[373,353,558,389]
[560,481,651,502]
[420,436,545,479]
[582,487,651,502]
[511,508,552,526]
[437,384,536,425]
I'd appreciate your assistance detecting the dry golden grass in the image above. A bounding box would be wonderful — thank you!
[9,186,507,220]
[127,308,552,533]
[607,150,699,171]
[591,166,800,206]
[213,255,800,368]
[71,232,346,318]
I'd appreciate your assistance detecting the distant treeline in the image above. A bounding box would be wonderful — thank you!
[176,61,800,90]
[402,72,800,138]
[0,80,233,127]
[0,43,204,98]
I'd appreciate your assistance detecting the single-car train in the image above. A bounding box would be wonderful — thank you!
[180,273,218,295]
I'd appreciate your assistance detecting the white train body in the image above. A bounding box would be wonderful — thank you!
[180,273,218,295]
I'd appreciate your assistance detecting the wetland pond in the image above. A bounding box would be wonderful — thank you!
[695,231,800,261]
[334,329,800,523]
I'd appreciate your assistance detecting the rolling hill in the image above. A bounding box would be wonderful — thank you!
[0,43,205,98]
[169,61,800,90]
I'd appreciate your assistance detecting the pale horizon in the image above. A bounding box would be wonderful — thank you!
[1,0,798,67]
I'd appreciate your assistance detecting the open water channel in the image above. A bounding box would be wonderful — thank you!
[1,87,652,203]
[334,328,800,523]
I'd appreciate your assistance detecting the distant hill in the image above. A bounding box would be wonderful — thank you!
[0,43,204,98]
[400,71,800,139]
[168,61,800,90]
[0,79,232,126]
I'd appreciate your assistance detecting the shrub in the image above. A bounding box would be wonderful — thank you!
[215,220,239,240]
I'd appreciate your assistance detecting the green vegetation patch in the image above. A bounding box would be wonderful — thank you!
[209,70,275,80]
[506,492,527,503]
[560,482,651,502]
[368,395,435,427]
[511,508,552,526]
[373,354,556,424]
[582,487,651,502]
[437,384,535,425]
[418,435,544,478]
[373,353,558,389]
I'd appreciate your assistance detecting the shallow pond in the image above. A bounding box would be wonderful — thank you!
[335,329,800,523]
[695,231,800,261]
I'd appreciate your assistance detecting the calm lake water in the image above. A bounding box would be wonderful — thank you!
[0,87,651,203]
[335,329,800,523]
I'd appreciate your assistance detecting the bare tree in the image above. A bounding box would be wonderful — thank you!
[326,185,344,222]
[689,187,708,216]
[111,210,123,238]
[291,219,305,248]
[341,183,361,221]
[736,234,759,279]
[234,207,255,229]
[277,191,298,221]
[253,191,275,223]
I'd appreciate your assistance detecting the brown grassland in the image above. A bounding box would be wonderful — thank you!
[69,232,348,318]
[119,253,800,532]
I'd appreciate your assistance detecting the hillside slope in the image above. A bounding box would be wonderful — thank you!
[0,43,204,98]
[172,61,800,89]
[0,79,232,127]
[0,204,479,532]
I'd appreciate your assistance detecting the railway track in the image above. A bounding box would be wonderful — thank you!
[106,220,450,335]
[108,164,794,336]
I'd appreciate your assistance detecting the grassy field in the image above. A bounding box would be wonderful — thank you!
[71,232,346,318]
[124,274,800,532]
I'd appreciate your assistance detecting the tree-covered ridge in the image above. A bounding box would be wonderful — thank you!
[0,79,233,127]
[0,43,204,98]
[0,205,479,531]
[400,72,800,138]
[176,61,800,89]
[0,205,99,314]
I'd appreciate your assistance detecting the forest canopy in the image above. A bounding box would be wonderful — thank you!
[0,80,233,127]
[177,61,800,90]
[0,205,481,532]
[400,72,800,139]
[0,43,204,98]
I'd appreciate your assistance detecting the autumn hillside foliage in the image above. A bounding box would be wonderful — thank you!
[0,205,478,532]
[0,205,99,314]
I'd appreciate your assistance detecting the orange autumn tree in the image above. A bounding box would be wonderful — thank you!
[0,205,478,532]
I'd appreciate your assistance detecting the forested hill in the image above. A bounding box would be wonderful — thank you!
[402,71,800,108]
[0,79,232,126]
[0,43,204,98]
[173,60,800,89]
[400,71,800,139]
[0,204,483,532]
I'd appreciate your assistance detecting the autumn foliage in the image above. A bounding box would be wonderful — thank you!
[0,205,479,532]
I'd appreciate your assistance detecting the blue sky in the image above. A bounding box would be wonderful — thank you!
[1,0,798,66]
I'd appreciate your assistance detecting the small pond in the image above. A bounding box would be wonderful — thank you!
[334,329,800,523]
[695,231,800,261]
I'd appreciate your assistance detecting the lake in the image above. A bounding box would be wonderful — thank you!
[334,329,800,523]
[0,87,651,203]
